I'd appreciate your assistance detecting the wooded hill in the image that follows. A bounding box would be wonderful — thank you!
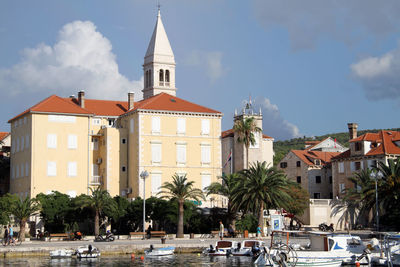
[273,127,400,166]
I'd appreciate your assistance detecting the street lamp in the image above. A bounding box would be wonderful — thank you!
[140,170,149,239]
[371,170,383,232]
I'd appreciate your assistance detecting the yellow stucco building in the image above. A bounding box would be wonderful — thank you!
[8,10,223,207]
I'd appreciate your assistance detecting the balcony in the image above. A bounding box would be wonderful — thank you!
[90,175,102,185]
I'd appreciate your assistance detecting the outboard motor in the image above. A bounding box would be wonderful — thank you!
[209,244,215,253]
[236,242,241,252]
[226,249,232,257]
[150,244,154,252]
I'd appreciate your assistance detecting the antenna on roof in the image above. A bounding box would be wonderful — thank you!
[157,1,161,16]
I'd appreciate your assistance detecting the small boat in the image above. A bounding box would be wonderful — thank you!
[76,245,100,258]
[232,240,265,256]
[145,245,175,256]
[203,240,234,256]
[370,233,400,267]
[49,249,74,258]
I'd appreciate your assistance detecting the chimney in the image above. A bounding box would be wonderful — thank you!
[128,92,134,110]
[78,90,85,108]
[347,123,358,140]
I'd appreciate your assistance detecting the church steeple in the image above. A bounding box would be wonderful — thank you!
[143,9,177,99]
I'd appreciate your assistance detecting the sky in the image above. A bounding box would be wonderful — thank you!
[1,0,400,140]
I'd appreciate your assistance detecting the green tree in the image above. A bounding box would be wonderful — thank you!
[205,173,240,230]
[0,194,15,225]
[10,196,41,241]
[233,117,262,169]
[233,161,292,231]
[75,186,117,236]
[283,183,310,226]
[158,174,204,238]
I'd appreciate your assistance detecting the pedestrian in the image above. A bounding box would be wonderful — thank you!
[256,224,262,238]
[266,220,271,237]
[8,225,14,245]
[219,221,224,240]
[3,226,8,246]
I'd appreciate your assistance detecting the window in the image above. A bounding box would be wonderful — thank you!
[159,69,164,81]
[296,161,301,167]
[92,118,101,125]
[122,166,126,172]
[47,161,57,176]
[165,70,170,82]
[122,138,126,144]
[177,118,186,134]
[316,176,321,183]
[314,193,321,199]
[68,134,78,149]
[47,134,57,149]
[16,137,19,152]
[339,183,345,193]
[201,145,211,164]
[329,176,332,184]
[145,70,149,88]
[202,174,211,191]
[201,119,210,135]
[20,164,24,177]
[108,119,115,126]
[149,69,152,86]
[152,117,161,134]
[330,193,333,199]
[151,143,162,164]
[24,117,27,124]
[92,164,99,176]
[355,161,361,170]
[130,118,134,134]
[297,176,301,183]
[67,162,77,177]
[315,159,321,165]
[338,162,344,173]
[355,142,362,151]
[151,173,162,196]
[25,162,29,177]
[280,162,287,168]
[20,136,24,151]
[368,159,377,169]
[92,138,98,151]
[25,135,30,148]
[176,144,186,164]
[16,165,19,178]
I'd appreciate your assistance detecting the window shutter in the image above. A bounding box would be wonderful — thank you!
[25,135,30,148]
[201,119,210,135]
[47,134,57,149]
[201,145,211,164]
[177,144,186,163]
[25,162,29,177]
[151,173,162,196]
[68,162,77,177]
[21,136,24,151]
[68,135,78,149]
[47,161,57,176]
[152,143,162,163]
[177,118,186,134]
[202,174,211,191]
[152,117,161,133]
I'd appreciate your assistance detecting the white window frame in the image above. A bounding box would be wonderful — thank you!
[151,143,162,164]
[339,183,345,193]
[177,118,186,135]
[67,162,77,177]
[176,144,187,165]
[152,117,161,134]
[201,144,211,165]
[338,162,344,173]
[47,134,57,149]
[92,118,101,125]
[47,161,57,177]
[68,134,78,149]
[201,174,211,192]
[151,173,162,196]
[201,119,210,135]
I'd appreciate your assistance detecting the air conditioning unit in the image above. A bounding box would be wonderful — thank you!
[96,158,102,164]
[126,188,132,194]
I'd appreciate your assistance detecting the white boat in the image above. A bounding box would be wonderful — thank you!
[231,240,265,256]
[269,230,377,265]
[49,249,74,258]
[371,233,400,267]
[76,245,101,258]
[145,245,175,256]
[203,240,234,256]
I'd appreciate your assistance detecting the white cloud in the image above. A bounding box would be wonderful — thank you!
[351,43,400,100]
[250,97,301,140]
[0,20,142,100]
[185,50,226,82]
[252,0,400,50]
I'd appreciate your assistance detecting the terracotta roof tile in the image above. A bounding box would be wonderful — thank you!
[128,93,221,114]
[0,132,9,141]
[65,98,128,116]
[292,150,341,166]
[8,95,93,122]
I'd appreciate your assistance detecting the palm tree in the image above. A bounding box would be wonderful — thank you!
[232,161,292,231]
[75,186,117,236]
[233,116,262,169]
[10,196,41,242]
[205,173,240,230]
[158,174,204,238]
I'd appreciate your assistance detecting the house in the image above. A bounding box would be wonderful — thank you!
[7,10,223,208]
[331,123,400,198]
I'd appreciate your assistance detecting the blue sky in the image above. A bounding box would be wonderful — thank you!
[1,0,400,140]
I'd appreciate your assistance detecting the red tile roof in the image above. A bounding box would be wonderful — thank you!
[292,150,341,166]
[65,98,128,116]
[221,128,273,139]
[127,93,221,114]
[0,132,9,141]
[8,95,93,122]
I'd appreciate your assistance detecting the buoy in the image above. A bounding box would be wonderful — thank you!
[131,253,135,259]
[355,262,360,267]
[140,256,144,260]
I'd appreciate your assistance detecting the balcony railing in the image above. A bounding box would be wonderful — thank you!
[90,175,102,185]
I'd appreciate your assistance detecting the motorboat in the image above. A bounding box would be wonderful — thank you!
[268,230,377,265]
[370,233,400,267]
[203,240,234,256]
[76,245,100,258]
[49,249,74,258]
[231,240,265,256]
[145,245,175,256]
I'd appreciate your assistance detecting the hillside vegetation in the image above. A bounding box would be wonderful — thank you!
[273,127,400,166]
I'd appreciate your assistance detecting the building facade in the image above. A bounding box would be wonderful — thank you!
[8,10,223,207]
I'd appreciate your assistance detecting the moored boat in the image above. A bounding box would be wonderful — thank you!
[49,249,74,258]
[145,245,175,256]
[76,245,100,258]
[231,240,264,256]
[203,240,234,256]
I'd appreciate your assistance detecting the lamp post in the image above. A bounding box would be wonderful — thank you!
[140,170,149,238]
[371,170,383,232]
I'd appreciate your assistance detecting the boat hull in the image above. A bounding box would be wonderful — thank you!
[145,246,175,257]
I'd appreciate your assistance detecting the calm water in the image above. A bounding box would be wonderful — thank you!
[0,255,360,267]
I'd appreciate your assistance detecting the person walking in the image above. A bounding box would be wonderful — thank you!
[7,225,14,245]
[219,221,224,240]
[256,224,262,239]
[3,226,9,246]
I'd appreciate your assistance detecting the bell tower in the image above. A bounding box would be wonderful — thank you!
[142,9,177,99]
